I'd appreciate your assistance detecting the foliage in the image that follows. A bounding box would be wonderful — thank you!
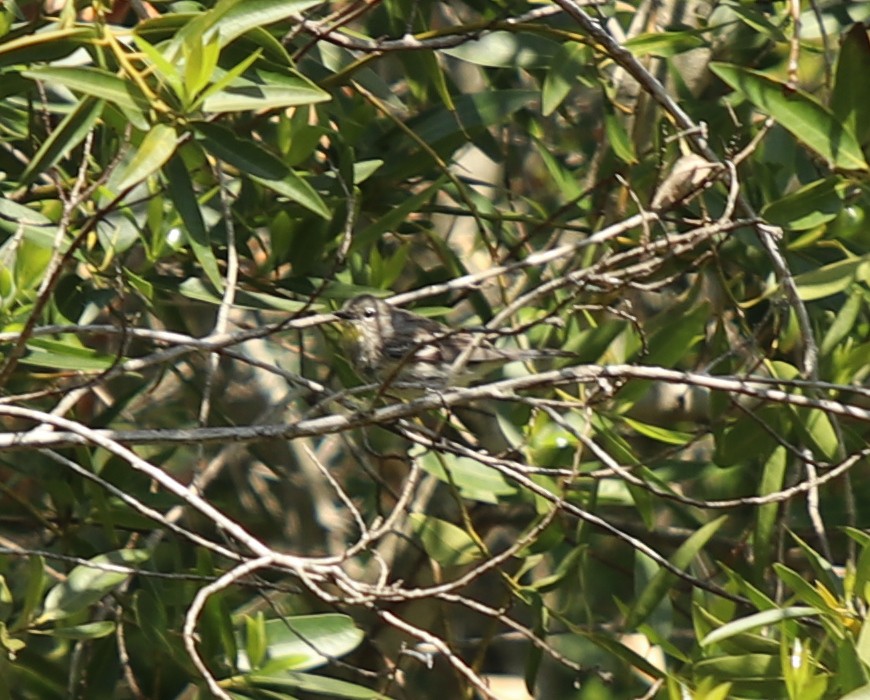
[0,0,869,698]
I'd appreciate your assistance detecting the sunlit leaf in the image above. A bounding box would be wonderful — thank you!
[115,123,179,192]
[410,513,483,567]
[831,23,870,147]
[22,66,151,131]
[236,614,363,672]
[0,27,94,69]
[711,63,868,171]
[701,607,818,646]
[762,177,843,231]
[201,68,330,113]
[792,256,868,301]
[252,171,330,219]
[39,550,149,623]
[443,31,560,69]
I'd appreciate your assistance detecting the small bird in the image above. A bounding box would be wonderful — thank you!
[335,294,569,390]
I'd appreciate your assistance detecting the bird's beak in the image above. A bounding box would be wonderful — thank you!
[333,309,351,321]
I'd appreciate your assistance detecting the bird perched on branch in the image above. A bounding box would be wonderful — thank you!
[335,294,570,390]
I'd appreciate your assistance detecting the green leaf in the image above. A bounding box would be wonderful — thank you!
[415,449,518,504]
[131,34,184,102]
[792,256,869,301]
[39,550,150,623]
[22,66,151,131]
[194,48,263,110]
[542,42,589,116]
[13,555,45,632]
[190,0,323,48]
[202,68,330,113]
[831,23,870,147]
[762,177,843,231]
[20,97,104,187]
[625,29,708,57]
[442,31,560,69]
[244,613,268,671]
[0,200,55,248]
[176,277,305,311]
[772,564,832,611]
[700,607,819,646]
[241,670,391,698]
[354,176,446,251]
[786,530,841,595]
[194,121,288,179]
[626,516,728,629]
[857,621,870,680]
[0,27,94,69]
[604,106,637,165]
[0,576,12,622]
[710,63,869,171]
[183,31,221,101]
[620,416,693,445]
[115,123,179,192]
[0,622,25,657]
[42,621,116,639]
[252,171,331,219]
[236,614,363,673]
[14,237,53,291]
[409,513,483,567]
[643,301,709,368]
[692,653,782,681]
[0,264,14,307]
[797,408,839,462]
[822,290,863,356]
[753,446,787,577]
[412,90,538,147]
[575,628,667,681]
[22,338,118,371]
[163,153,224,290]
[693,605,781,655]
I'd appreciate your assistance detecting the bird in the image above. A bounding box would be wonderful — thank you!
[334,294,570,390]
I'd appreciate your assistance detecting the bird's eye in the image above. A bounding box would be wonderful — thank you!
[363,307,377,318]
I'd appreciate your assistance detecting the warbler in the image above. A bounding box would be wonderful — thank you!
[335,294,569,390]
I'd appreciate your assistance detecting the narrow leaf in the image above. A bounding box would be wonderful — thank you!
[132,35,184,101]
[701,607,818,646]
[163,153,224,290]
[252,171,330,219]
[542,42,588,116]
[626,516,728,629]
[710,63,868,171]
[115,123,179,192]
[203,0,322,47]
[194,121,288,179]
[0,27,94,69]
[21,97,104,187]
[792,256,868,301]
[753,446,786,577]
[202,69,329,113]
[761,177,843,231]
[236,614,363,673]
[409,513,483,567]
[22,66,150,131]
[831,24,870,147]
[44,621,116,639]
[39,550,149,622]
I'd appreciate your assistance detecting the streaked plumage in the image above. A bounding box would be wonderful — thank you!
[335,294,567,389]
